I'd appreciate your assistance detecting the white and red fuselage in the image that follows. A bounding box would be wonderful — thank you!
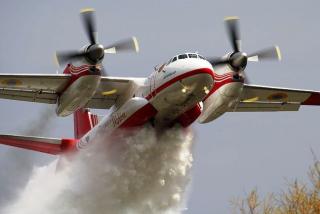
[58,52,242,152]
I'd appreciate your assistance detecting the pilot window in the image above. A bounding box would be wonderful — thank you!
[171,56,177,62]
[178,54,188,59]
[198,55,206,60]
[188,54,197,58]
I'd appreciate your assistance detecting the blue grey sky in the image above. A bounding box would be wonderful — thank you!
[0,0,320,213]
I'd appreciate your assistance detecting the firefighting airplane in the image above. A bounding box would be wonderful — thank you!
[0,9,319,155]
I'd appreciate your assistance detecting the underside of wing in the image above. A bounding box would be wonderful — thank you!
[0,74,145,110]
[86,76,145,109]
[231,84,320,112]
[241,84,320,105]
[0,88,58,104]
[229,101,300,112]
[0,74,71,104]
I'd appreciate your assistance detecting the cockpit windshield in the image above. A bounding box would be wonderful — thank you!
[178,54,188,59]
[188,53,197,58]
[167,53,206,65]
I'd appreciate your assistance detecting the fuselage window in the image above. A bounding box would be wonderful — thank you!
[178,54,188,59]
[188,53,197,58]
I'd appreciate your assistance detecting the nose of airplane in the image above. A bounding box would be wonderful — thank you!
[179,68,213,97]
[167,67,214,104]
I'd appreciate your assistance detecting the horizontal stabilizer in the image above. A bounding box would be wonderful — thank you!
[0,134,77,155]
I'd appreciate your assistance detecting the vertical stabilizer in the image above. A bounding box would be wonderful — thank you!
[74,108,99,139]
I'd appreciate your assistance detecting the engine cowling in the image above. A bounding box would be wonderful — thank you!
[56,75,101,117]
[198,82,243,123]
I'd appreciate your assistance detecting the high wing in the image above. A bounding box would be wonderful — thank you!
[0,74,137,109]
[229,84,320,112]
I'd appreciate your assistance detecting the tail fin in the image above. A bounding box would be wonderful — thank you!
[74,108,99,139]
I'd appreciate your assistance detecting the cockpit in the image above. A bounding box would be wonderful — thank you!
[153,52,208,73]
[166,53,206,65]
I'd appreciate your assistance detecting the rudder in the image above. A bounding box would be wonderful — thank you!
[74,108,99,139]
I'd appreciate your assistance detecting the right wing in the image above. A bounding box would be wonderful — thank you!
[0,74,145,109]
[240,84,320,105]
[229,84,320,112]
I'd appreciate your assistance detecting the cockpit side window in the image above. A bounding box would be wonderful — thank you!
[188,53,197,58]
[171,56,177,62]
[198,55,206,60]
[178,54,188,59]
[157,63,165,72]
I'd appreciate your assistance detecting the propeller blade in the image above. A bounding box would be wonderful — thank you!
[55,51,86,66]
[207,57,229,66]
[100,67,108,76]
[104,37,139,54]
[80,8,97,45]
[243,72,251,84]
[224,16,241,52]
[248,46,282,62]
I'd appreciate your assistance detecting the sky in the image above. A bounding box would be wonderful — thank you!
[0,0,320,213]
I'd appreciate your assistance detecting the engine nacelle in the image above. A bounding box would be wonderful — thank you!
[56,75,101,117]
[198,82,243,123]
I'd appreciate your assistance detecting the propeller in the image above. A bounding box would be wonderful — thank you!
[208,16,281,72]
[55,8,139,73]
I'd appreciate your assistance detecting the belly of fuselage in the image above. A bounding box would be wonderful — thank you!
[149,71,214,126]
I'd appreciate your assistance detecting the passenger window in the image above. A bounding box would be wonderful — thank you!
[188,54,197,58]
[178,54,188,59]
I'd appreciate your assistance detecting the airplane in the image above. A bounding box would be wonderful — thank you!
[0,9,319,160]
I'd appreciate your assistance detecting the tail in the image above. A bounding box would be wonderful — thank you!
[74,108,99,139]
[0,108,99,155]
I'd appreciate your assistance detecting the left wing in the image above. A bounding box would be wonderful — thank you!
[229,84,320,112]
[0,74,144,109]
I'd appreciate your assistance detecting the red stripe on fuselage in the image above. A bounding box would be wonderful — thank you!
[203,73,244,101]
[145,68,214,100]
[119,103,158,128]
